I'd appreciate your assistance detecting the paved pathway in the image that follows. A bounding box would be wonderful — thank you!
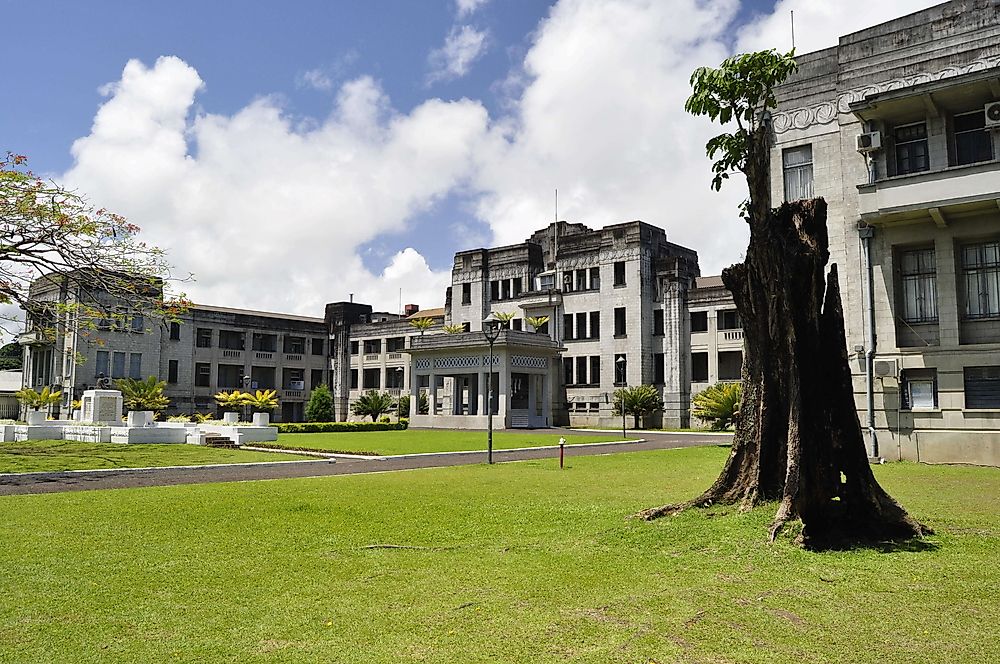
[0,431,730,496]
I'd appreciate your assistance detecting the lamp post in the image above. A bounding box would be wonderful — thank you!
[482,313,502,464]
[395,367,404,420]
[242,374,251,423]
[615,356,627,440]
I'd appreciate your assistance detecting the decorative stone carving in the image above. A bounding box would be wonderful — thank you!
[511,355,548,369]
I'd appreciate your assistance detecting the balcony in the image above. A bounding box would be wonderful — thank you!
[858,160,1000,225]
[719,330,743,342]
[387,352,404,360]
[254,351,273,360]
[283,389,303,399]
[221,349,243,359]
[364,353,380,362]
[17,330,47,346]
[284,354,303,362]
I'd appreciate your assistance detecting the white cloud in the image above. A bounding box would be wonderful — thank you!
[456,0,489,18]
[737,0,944,54]
[299,68,333,92]
[428,25,489,83]
[64,56,488,315]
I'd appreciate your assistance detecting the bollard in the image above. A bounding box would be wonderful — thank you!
[559,436,566,469]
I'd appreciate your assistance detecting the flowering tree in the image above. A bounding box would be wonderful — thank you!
[0,153,186,339]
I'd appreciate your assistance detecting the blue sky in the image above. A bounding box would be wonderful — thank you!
[4,0,937,314]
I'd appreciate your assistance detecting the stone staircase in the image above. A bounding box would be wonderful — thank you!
[202,434,239,449]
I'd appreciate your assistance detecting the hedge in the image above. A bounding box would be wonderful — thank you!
[276,420,408,434]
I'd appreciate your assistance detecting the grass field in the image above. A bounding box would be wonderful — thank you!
[0,440,310,474]
[1,446,997,663]
[267,429,623,455]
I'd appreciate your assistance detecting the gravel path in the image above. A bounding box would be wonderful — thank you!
[0,431,730,496]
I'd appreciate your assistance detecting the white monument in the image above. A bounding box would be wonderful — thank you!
[80,389,124,425]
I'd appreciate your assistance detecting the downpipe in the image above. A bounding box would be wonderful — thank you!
[859,223,879,459]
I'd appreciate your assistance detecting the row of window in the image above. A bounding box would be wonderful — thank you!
[691,350,744,383]
[351,367,407,390]
[690,309,741,333]
[563,356,602,387]
[902,366,1000,410]
[563,311,601,341]
[899,240,1000,323]
[95,350,143,381]
[192,363,324,390]
[191,328,325,355]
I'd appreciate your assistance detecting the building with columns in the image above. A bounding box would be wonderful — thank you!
[769,0,1000,465]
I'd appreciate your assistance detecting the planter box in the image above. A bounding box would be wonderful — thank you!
[109,427,188,444]
[63,425,113,443]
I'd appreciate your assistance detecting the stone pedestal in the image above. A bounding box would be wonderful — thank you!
[223,412,239,424]
[26,410,46,425]
[252,412,270,426]
[81,390,124,425]
[127,411,154,427]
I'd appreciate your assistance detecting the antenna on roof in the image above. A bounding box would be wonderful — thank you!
[790,10,795,50]
[555,188,558,224]
[553,188,559,264]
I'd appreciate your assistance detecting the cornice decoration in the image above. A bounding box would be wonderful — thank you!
[771,54,1000,134]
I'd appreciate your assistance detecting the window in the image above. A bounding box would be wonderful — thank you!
[196,328,212,348]
[613,261,626,287]
[96,350,110,378]
[350,369,358,389]
[717,309,741,330]
[387,337,406,352]
[894,122,929,175]
[782,145,813,201]
[363,368,380,389]
[284,336,306,354]
[512,318,522,331]
[217,364,243,389]
[965,366,1000,409]
[538,273,555,290]
[195,363,210,387]
[130,314,144,333]
[535,319,549,335]
[901,369,937,410]
[363,339,382,354]
[350,341,359,355]
[502,280,511,300]
[128,353,142,380]
[563,358,573,385]
[311,369,324,390]
[576,312,587,340]
[653,309,664,335]
[112,351,126,379]
[962,241,1000,319]
[576,269,588,291]
[654,352,665,384]
[614,307,626,337]
[589,311,600,339]
[691,311,708,333]
[692,352,709,382]
[589,356,600,385]
[900,248,938,323]
[169,322,181,341]
[461,283,471,305]
[312,338,325,355]
[562,272,574,293]
[953,110,993,166]
[219,330,244,350]
[461,322,471,332]
[167,359,178,384]
[563,313,574,341]
[253,333,277,352]
[718,351,743,381]
[576,357,588,386]
[490,281,500,301]
[513,277,522,297]
[589,267,600,290]
[614,354,627,385]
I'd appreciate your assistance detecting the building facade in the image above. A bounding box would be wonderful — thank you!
[769,0,1000,464]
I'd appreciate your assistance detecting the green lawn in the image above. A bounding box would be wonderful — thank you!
[0,440,311,474]
[267,429,624,455]
[1,447,997,663]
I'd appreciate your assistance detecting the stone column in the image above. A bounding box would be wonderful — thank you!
[662,277,691,428]
[429,373,438,416]
[409,365,419,418]
[497,354,509,427]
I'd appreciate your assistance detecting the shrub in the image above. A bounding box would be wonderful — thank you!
[611,384,663,428]
[167,415,191,423]
[305,384,334,422]
[276,421,409,434]
[692,382,741,430]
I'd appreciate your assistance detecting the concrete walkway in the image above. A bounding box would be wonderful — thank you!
[0,431,730,496]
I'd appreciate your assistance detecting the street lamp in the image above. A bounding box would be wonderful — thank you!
[395,367,405,420]
[482,313,503,464]
[615,356,627,440]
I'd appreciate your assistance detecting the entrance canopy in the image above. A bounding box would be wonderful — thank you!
[407,330,563,429]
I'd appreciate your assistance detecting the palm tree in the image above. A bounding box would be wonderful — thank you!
[244,389,279,412]
[117,376,170,413]
[15,386,62,417]
[526,316,549,333]
[492,311,516,328]
[351,390,395,422]
[612,385,663,429]
[692,382,741,430]
[409,317,435,335]
[443,324,465,334]
[214,389,248,412]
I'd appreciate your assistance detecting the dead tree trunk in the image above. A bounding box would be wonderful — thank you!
[639,197,926,549]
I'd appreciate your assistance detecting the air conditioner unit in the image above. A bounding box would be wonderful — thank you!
[856,131,882,152]
[985,101,1000,128]
[289,380,305,390]
[873,359,897,378]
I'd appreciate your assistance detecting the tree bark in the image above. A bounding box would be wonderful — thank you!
[638,195,926,549]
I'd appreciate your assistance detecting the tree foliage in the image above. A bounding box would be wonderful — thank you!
[351,390,395,422]
[0,153,186,337]
[305,384,334,422]
[0,342,22,371]
[491,311,516,328]
[408,317,435,335]
[116,376,170,413]
[526,316,549,332]
[214,390,249,412]
[15,386,61,410]
[692,382,741,430]
[611,385,663,428]
[214,389,279,413]
[396,392,429,417]
[443,324,465,334]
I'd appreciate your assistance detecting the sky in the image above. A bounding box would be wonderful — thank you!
[4,0,943,317]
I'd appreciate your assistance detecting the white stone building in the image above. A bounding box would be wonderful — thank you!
[769,0,1000,465]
